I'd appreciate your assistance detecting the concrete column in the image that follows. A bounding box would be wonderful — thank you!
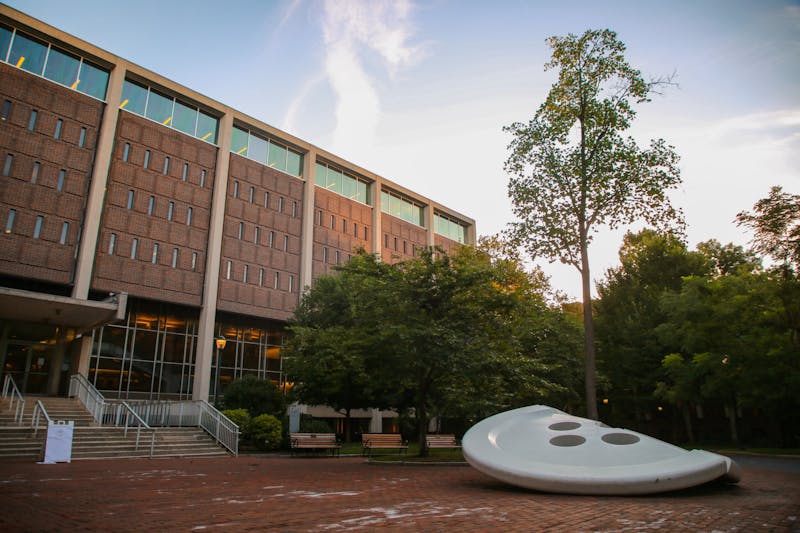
[425,204,436,248]
[72,63,126,299]
[369,408,382,433]
[371,179,382,259]
[0,323,9,383]
[193,113,233,401]
[299,149,317,292]
[75,334,92,377]
[47,329,69,395]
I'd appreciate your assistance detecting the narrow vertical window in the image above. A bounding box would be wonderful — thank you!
[148,195,155,216]
[274,271,280,290]
[264,191,270,208]
[127,190,134,209]
[171,247,179,268]
[394,237,398,250]
[186,207,193,226]
[323,247,328,263]
[163,156,170,175]
[144,150,150,169]
[3,154,12,176]
[384,234,389,248]
[288,274,294,293]
[79,127,87,148]
[131,238,138,259]
[330,215,335,229]
[28,110,37,131]
[283,235,288,252]
[279,197,284,213]
[335,250,340,264]
[238,222,243,239]
[403,241,408,254]
[191,252,198,271]
[243,264,249,283]
[249,186,255,203]
[1,100,10,121]
[233,181,239,198]
[353,222,357,237]
[182,163,188,181]
[259,268,264,287]
[200,169,206,187]
[33,216,43,239]
[59,222,69,244]
[123,143,130,162]
[167,201,174,221]
[54,119,63,140]
[254,226,260,244]
[226,261,232,279]
[57,169,66,191]
[269,231,275,248]
[31,161,41,183]
[151,243,159,264]
[364,227,368,240]
[292,201,297,217]
[318,210,323,225]
[5,209,16,234]
[108,233,116,255]
[342,219,347,233]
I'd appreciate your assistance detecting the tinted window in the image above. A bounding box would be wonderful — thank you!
[145,90,173,124]
[0,24,12,61]
[249,134,268,164]
[9,32,47,75]
[77,61,109,100]
[120,80,147,115]
[43,46,80,87]
[196,111,217,143]
[231,127,249,155]
[172,100,197,136]
[287,150,302,177]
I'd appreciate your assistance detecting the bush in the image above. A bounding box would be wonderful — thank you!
[221,408,251,440]
[250,414,283,451]
[218,375,286,418]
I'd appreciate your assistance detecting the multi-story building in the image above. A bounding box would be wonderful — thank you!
[0,5,475,407]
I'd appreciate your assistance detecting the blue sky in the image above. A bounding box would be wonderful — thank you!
[7,0,799,297]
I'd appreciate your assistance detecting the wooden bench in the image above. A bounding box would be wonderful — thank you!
[361,433,408,456]
[426,434,461,450]
[290,433,341,456]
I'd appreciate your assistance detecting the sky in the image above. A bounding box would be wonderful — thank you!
[6,0,799,298]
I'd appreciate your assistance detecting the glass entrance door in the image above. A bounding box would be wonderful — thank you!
[4,343,51,394]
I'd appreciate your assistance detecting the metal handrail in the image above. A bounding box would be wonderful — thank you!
[32,400,53,437]
[69,374,106,424]
[2,374,26,424]
[199,401,239,456]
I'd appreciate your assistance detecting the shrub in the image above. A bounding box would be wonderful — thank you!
[218,375,286,418]
[250,414,283,451]
[221,408,251,440]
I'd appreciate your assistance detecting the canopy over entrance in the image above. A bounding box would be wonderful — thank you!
[0,288,126,333]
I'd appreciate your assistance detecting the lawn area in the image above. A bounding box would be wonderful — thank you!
[337,440,465,462]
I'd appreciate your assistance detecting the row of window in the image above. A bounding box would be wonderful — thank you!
[231,180,295,216]
[121,142,209,186]
[223,260,295,292]
[315,162,370,205]
[124,189,195,227]
[434,213,468,244]
[320,247,352,265]
[0,23,109,100]
[381,190,425,227]
[317,210,370,241]
[3,153,72,192]
[107,232,200,271]
[120,79,218,144]
[3,102,90,147]
[231,126,303,178]
[235,222,292,252]
[4,209,71,244]
[384,234,418,256]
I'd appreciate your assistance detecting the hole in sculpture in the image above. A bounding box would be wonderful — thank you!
[549,435,586,447]
[601,433,640,445]
[548,421,581,431]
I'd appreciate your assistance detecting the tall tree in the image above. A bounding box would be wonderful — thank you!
[504,29,683,418]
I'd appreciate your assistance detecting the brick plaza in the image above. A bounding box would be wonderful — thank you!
[1,456,798,531]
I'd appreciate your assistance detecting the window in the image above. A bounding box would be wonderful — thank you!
[249,186,255,203]
[314,162,370,204]
[364,227,368,240]
[243,264,249,283]
[127,190,134,209]
[264,192,270,208]
[394,237,398,251]
[5,209,16,234]
[167,201,174,221]
[200,169,206,187]
[181,163,188,181]
[238,222,243,239]
[31,161,40,183]
[163,157,170,175]
[335,250,340,264]
[191,252,198,271]
[44,45,79,87]
[278,197,284,213]
[144,150,150,169]
[76,61,109,100]
[108,233,116,255]
[226,261,232,280]
[283,235,288,252]
[79,127,87,148]
[123,143,130,162]
[2,154,12,176]
[233,181,239,198]
[274,271,280,290]
[384,234,389,248]
[33,216,43,239]
[9,32,47,75]
[131,238,138,259]
[54,119,63,139]
[381,190,425,226]
[403,241,407,254]
[292,201,297,217]
[172,100,197,136]
[318,210,323,225]
[353,222,357,236]
[151,243,159,264]
[259,268,264,287]
[330,215,335,229]
[323,247,328,263]
[288,275,294,293]
[1,100,10,121]
[230,126,303,176]
[434,213,468,244]
[148,196,155,216]
[60,222,69,245]
[57,169,65,191]
[171,248,179,268]
[146,89,173,125]
[254,226,260,244]
[186,207,193,226]
[28,110,37,131]
[268,231,275,248]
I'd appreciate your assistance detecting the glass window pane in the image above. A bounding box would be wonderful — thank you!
[314,163,327,186]
[145,89,173,125]
[268,142,287,172]
[357,181,369,204]
[132,330,158,361]
[231,127,249,156]
[286,150,302,177]
[9,32,47,75]
[342,175,356,199]
[249,134,268,164]
[120,80,147,115]
[77,61,109,100]
[43,46,79,87]
[196,111,217,144]
[0,24,12,62]
[328,168,343,195]
[401,199,412,222]
[172,100,197,136]
[381,191,390,213]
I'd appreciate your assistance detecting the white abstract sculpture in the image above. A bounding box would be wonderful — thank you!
[462,405,740,495]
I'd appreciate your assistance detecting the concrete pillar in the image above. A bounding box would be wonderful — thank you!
[299,149,317,292]
[75,334,92,378]
[371,180,382,258]
[193,113,233,401]
[369,408,382,433]
[72,63,126,299]
[425,204,436,248]
[46,328,69,396]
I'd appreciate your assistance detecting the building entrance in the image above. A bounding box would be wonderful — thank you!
[4,342,52,395]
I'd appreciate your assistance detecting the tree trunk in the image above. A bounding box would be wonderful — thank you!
[725,404,739,445]
[417,403,429,458]
[580,238,599,420]
[345,408,352,443]
[682,404,695,443]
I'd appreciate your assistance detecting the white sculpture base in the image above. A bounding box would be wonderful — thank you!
[462,405,740,495]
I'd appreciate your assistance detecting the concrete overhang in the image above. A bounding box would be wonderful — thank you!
[0,288,127,333]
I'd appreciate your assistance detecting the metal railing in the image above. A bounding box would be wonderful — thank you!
[2,374,26,424]
[69,374,106,424]
[32,400,52,437]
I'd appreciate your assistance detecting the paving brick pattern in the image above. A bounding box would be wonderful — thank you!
[0,456,798,531]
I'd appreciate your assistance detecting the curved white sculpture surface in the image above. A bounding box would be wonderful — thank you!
[462,405,741,495]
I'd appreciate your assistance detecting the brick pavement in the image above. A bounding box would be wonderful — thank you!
[0,455,798,532]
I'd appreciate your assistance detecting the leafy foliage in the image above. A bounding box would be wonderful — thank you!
[249,414,283,451]
[218,375,286,419]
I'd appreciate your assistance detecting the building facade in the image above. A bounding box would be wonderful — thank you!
[0,6,475,403]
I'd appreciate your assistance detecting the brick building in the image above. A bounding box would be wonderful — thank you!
[0,5,475,407]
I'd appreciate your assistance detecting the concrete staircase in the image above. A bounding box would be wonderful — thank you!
[0,397,230,461]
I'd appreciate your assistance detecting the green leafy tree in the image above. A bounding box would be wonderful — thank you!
[504,29,683,418]
[218,375,286,419]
